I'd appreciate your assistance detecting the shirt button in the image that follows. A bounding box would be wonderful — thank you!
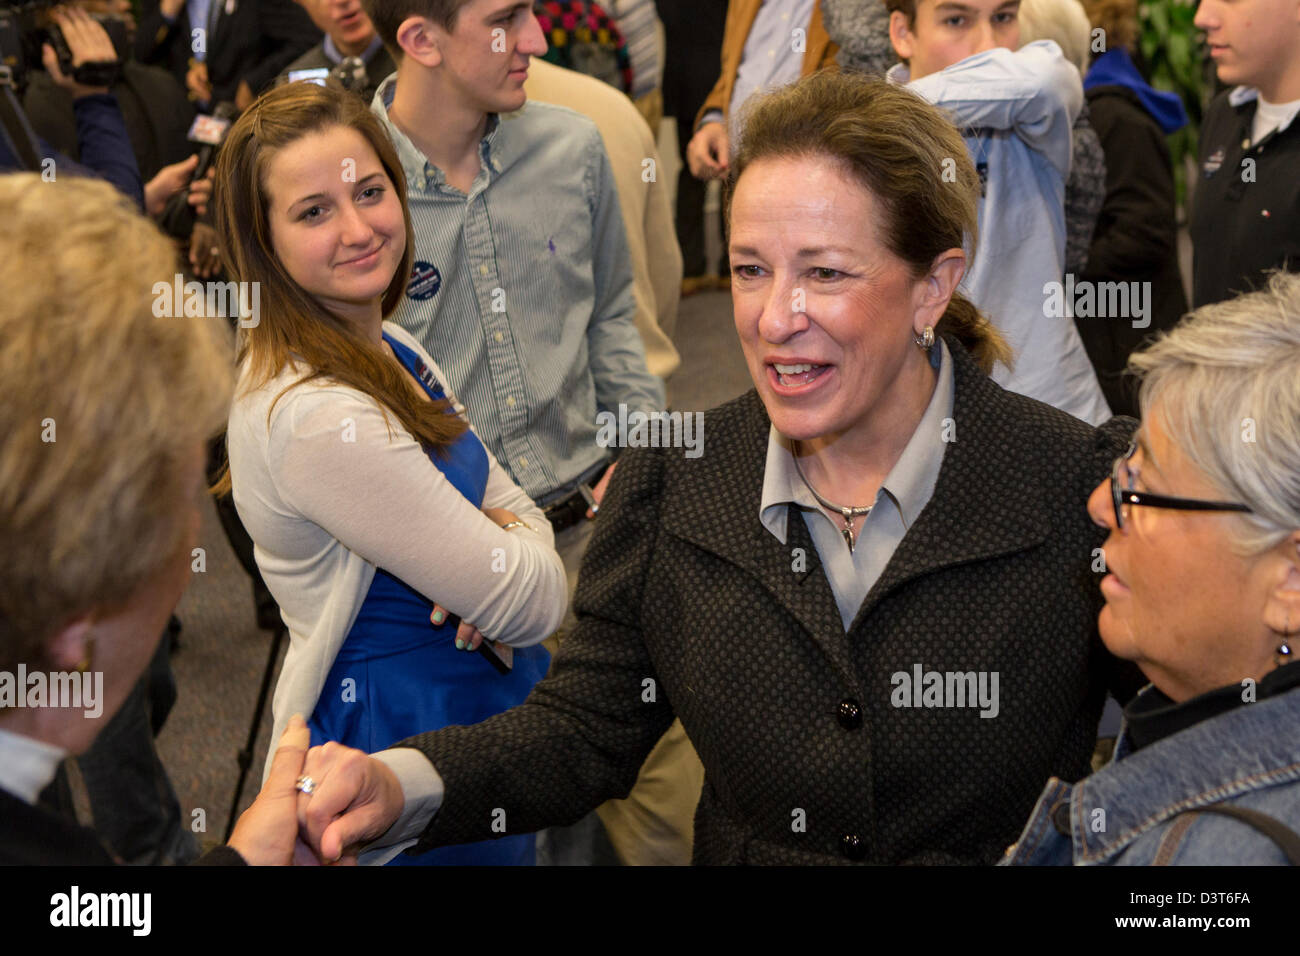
[837,698,862,730]
[494,331,504,343]
[519,457,528,468]
[841,833,866,861]
[479,264,489,276]
[506,395,516,407]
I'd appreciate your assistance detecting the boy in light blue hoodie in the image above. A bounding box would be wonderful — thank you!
[885,0,1111,425]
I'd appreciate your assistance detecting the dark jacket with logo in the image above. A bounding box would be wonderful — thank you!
[394,337,1142,865]
[1190,87,1300,308]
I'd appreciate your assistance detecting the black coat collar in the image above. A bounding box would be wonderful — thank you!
[660,337,1055,684]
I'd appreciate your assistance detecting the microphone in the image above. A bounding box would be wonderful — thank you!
[329,56,369,94]
[159,101,237,239]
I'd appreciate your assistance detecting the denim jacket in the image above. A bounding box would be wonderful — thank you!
[1002,683,1300,865]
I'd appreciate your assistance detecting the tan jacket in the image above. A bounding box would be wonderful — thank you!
[694,0,839,129]
[526,60,682,382]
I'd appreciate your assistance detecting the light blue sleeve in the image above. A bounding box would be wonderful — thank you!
[584,127,667,416]
[906,40,1082,179]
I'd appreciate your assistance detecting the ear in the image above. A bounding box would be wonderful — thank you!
[912,248,966,333]
[890,10,916,62]
[1262,531,1300,641]
[43,614,95,673]
[395,15,443,68]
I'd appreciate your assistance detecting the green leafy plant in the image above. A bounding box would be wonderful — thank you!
[1139,0,1205,208]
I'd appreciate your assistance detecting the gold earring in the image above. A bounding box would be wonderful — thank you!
[76,638,95,674]
[914,325,935,350]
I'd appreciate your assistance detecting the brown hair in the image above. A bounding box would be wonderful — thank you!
[726,70,1012,374]
[1079,0,1137,55]
[0,175,232,668]
[883,0,917,26]
[212,81,465,495]
[361,0,476,56]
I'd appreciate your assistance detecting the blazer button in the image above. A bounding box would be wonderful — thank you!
[841,833,866,860]
[837,698,862,729]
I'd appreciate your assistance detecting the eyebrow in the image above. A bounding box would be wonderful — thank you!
[933,0,1018,12]
[729,244,856,258]
[484,1,530,20]
[288,172,386,213]
[1135,434,1165,479]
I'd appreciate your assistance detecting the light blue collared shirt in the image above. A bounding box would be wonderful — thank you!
[760,339,954,630]
[371,77,664,502]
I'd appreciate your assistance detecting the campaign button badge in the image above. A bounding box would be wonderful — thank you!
[407,261,442,300]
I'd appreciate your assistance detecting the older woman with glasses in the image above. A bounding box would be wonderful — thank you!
[1005,271,1300,865]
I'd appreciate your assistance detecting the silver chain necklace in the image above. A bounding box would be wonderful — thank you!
[792,446,872,553]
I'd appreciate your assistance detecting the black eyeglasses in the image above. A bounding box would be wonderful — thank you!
[1111,439,1253,532]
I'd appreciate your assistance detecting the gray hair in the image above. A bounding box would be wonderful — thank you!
[1129,271,1300,555]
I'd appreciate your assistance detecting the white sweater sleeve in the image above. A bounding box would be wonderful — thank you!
[267,384,567,647]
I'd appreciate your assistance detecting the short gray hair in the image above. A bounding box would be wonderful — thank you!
[1129,271,1300,555]
[1018,0,1093,75]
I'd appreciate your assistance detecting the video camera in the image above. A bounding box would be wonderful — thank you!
[0,0,129,95]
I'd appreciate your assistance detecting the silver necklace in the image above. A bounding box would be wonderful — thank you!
[792,447,872,553]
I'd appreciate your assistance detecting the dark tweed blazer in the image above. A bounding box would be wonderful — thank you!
[400,336,1142,864]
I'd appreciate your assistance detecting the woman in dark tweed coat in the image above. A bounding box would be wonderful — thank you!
[296,72,1143,866]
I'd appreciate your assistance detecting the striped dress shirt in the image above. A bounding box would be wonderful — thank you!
[372,76,665,502]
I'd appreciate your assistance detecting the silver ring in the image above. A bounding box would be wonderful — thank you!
[295,774,316,795]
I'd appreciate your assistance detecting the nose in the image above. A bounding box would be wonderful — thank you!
[519,11,548,57]
[1086,475,1114,532]
[755,275,811,344]
[1194,0,1216,30]
[971,20,999,54]
[337,201,374,248]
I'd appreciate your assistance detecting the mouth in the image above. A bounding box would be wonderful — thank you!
[338,9,362,27]
[767,360,833,394]
[1207,43,1228,57]
[508,61,529,79]
[337,242,384,268]
[1100,571,1130,599]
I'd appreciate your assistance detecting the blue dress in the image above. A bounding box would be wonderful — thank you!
[308,332,551,866]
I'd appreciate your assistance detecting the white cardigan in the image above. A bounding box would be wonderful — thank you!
[226,322,567,779]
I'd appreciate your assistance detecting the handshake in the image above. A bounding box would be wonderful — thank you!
[227,715,409,865]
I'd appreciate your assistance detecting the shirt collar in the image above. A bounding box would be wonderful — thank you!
[759,337,954,543]
[372,74,506,193]
[0,726,67,805]
[323,33,385,66]
[886,62,911,85]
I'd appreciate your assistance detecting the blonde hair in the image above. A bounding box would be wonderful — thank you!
[1130,271,1300,555]
[1018,0,1093,74]
[0,175,233,669]
[728,71,1011,374]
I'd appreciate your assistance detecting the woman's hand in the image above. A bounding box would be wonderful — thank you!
[227,714,322,865]
[426,506,522,649]
[188,221,222,277]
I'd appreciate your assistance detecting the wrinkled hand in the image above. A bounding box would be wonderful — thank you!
[186,60,212,103]
[43,6,118,99]
[686,122,729,180]
[234,79,255,111]
[297,741,404,864]
[227,714,322,865]
[586,461,616,518]
[144,153,198,218]
[189,221,222,278]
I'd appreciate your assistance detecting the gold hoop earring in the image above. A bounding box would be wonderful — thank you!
[914,325,935,350]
